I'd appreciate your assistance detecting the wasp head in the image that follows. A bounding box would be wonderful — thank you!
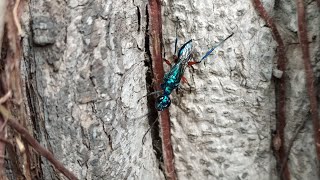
[155,95,171,111]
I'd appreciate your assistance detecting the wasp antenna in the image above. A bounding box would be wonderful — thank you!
[174,37,178,55]
[201,47,215,61]
[215,33,234,47]
[224,32,234,41]
[200,33,234,61]
[138,90,163,102]
[142,117,159,144]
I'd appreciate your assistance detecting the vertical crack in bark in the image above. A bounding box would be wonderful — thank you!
[144,4,164,173]
[148,1,176,179]
[25,65,45,179]
[25,9,58,178]
[24,14,49,177]
[296,0,320,170]
[252,1,290,179]
[137,6,141,32]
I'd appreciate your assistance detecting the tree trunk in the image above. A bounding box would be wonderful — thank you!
[22,0,162,179]
[2,0,318,179]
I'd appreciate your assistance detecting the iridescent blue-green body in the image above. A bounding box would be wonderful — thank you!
[156,40,193,111]
[155,33,234,111]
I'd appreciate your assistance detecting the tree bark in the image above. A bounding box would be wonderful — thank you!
[3,0,318,179]
[21,0,162,179]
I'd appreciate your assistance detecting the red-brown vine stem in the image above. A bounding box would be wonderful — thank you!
[296,0,320,163]
[252,0,290,179]
[148,0,176,179]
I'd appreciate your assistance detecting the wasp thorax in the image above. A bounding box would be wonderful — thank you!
[155,95,171,111]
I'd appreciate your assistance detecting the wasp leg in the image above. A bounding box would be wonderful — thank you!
[176,85,193,94]
[181,76,192,93]
[173,55,178,63]
[142,117,159,144]
[174,26,178,55]
[181,76,189,84]
[171,34,178,64]
[187,53,199,67]
[187,60,198,73]
[163,58,172,68]
[187,61,199,67]
[174,37,178,56]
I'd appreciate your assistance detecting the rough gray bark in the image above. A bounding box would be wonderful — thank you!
[160,0,319,180]
[22,0,162,179]
[162,1,276,179]
[14,0,320,179]
[275,0,320,179]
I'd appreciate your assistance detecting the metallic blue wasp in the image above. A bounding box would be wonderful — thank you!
[155,33,234,111]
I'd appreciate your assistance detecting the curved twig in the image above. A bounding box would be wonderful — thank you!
[13,0,22,35]
[0,105,78,180]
